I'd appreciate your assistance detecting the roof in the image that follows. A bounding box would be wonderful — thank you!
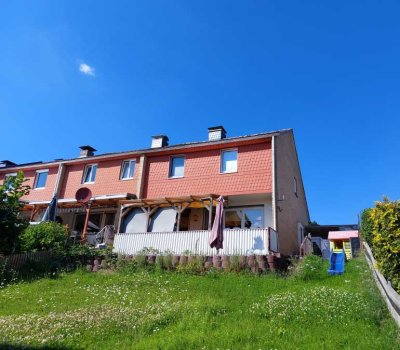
[328,230,359,240]
[1,128,292,171]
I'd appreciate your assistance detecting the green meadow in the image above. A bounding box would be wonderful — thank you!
[0,256,399,350]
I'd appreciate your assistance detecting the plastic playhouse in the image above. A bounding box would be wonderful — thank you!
[328,230,359,260]
[327,230,359,275]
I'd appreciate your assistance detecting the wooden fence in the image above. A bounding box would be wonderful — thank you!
[0,251,52,271]
[364,242,400,327]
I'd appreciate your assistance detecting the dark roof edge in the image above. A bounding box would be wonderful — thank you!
[1,128,292,171]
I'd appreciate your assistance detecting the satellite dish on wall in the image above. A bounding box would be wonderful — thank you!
[75,187,93,204]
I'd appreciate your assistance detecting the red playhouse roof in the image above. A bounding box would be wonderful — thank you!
[328,230,359,240]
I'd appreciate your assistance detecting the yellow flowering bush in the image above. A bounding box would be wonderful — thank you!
[363,197,400,291]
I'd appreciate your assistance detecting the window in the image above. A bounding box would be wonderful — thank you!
[82,164,97,183]
[169,156,185,178]
[3,173,17,188]
[221,150,238,173]
[4,173,17,183]
[34,170,48,189]
[294,177,298,197]
[120,160,136,180]
[225,207,264,229]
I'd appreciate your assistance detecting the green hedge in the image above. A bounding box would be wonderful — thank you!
[360,198,400,291]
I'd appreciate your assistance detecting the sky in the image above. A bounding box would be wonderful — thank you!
[1,1,400,224]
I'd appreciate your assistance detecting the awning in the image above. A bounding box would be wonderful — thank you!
[328,230,359,240]
[149,207,177,232]
[121,208,148,233]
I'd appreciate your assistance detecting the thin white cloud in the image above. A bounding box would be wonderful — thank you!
[79,62,95,76]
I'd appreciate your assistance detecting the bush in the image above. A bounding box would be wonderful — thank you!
[360,208,374,245]
[20,222,67,253]
[369,198,400,291]
[290,255,325,281]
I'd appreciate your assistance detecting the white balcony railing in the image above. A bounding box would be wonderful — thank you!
[113,228,274,256]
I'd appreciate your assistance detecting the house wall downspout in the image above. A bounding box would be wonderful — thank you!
[272,136,277,231]
[53,162,66,197]
[136,154,147,199]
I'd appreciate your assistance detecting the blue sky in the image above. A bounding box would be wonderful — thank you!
[1,1,399,224]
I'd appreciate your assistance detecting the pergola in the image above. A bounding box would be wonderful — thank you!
[23,193,136,224]
[118,194,223,232]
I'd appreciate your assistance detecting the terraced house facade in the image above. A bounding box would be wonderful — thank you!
[0,127,309,256]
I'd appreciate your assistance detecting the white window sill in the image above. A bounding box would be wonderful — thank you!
[120,177,134,181]
[220,171,238,174]
[82,181,95,185]
[33,187,46,190]
[168,176,184,179]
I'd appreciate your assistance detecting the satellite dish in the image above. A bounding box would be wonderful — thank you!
[75,187,93,204]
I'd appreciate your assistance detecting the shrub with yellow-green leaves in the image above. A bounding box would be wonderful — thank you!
[362,197,400,291]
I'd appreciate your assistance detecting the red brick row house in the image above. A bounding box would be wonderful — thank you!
[0,127,309,256]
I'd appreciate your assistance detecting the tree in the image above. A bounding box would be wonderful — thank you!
[0,171,30,254]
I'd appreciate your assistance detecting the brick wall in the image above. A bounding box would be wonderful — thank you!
[0,166,59,202]
[59,157,139,199]
[143,141,272,198]
[275,132,309,255]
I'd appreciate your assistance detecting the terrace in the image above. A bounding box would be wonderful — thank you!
[113,194,278,255]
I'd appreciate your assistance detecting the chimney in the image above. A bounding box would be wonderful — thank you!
[0,160,16,168]
[79,145,97,158]
[151,135,169,148]
[208,126,227,141]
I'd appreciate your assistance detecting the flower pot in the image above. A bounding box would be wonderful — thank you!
[187,255,195,264]
[147,255,156,264]
[247,255,255,268]
[93,258,100,272]
[204,261,212,270]
[204,257,212,270]
[172,255,180,268]
[221,256,230,271]
[256,255,266,272]
[267,255,276,272]
[100,259,108,269]
[212,255,221,269]
[239,256,247,271]
[179,255,188,266]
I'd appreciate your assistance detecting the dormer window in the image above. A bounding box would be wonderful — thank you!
[82,164,97,184]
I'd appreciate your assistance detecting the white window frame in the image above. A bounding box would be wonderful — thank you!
[120,160,136,180]
[34,169,49,189]
[169,155,185,178]
[220,149,238,174]
[224,206,264,229]
[4,172,17,181]
[3,173,17,187]
[82,164,98,184]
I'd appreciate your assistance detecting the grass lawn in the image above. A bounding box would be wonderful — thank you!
[0,256,399,350]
